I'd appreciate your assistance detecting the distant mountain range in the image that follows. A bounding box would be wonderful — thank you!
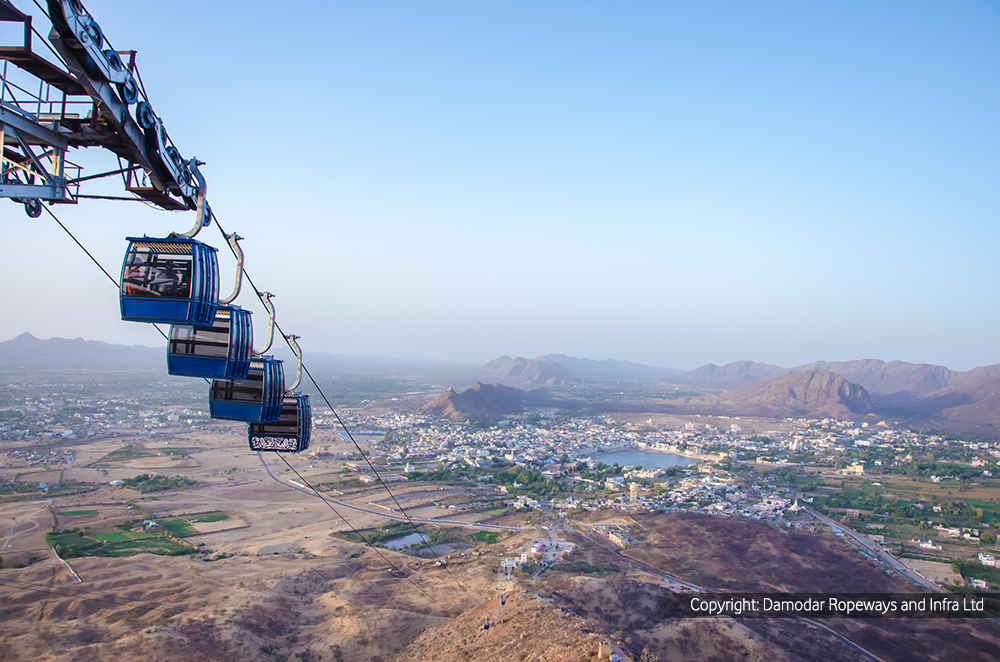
[674,358,1000,402]
[479,354,681,387]
[671,358,1000,431]
[674,360,787,388]
[0,332,164,370]
[421,370,875,424]
[7,332,1000,436]
[458,354,1000,435]
[537,354,683,380]
[481,356,576,387]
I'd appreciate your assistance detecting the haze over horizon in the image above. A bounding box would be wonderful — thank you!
[3,330,998,376]
[2,1,997,372]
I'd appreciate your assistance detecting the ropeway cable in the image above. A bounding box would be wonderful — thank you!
[40,204,455,611]
[43,204,172,344]
[270,452,448,610]
[211,214,482,604]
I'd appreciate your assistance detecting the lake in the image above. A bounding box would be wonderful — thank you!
[383,533,459,556]
[597,450,697,470]
[384,532,428,550]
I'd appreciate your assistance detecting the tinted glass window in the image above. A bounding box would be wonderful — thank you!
[211,371,264,403]
[122,251,192,299]
[170,322,230,357]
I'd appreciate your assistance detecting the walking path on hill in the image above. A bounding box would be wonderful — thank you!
[2,519,16,550]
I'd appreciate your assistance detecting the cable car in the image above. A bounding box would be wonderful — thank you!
[209,356,284,422]
[248,393,311,453]
[208,288,284,421]
[166,233,252,379]
[167,306,252,379]
[119,236,219,325]
[247,334,311,453]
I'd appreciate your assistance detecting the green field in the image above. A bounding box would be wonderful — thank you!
[47,527,194,558]
[192,511,229,523]
[158,517,198,537]
[59,510,98,517]
[90,530,158,543]
[956,561,1000,587]
[468,531,501,544]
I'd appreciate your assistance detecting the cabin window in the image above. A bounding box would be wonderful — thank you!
[122,250,192,298]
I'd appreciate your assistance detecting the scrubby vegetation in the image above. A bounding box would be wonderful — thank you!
[90,443,196,466]
[121,473,197,493]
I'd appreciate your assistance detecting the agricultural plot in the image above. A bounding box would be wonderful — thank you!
[158,517,199,537]
[153,512,237,537]
[468,531,500,544]
[47,527,194,558]
[192,511,230,523]
[89,443,198,467]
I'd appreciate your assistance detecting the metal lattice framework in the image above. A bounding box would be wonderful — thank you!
[0,0,209,222]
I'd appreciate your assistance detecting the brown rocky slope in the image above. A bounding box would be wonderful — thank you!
[720,370,873,418]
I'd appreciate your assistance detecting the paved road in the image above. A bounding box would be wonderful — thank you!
[803,506,941,591]
[257,452,527,531]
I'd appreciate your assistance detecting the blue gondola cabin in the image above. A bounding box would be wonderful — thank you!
[120,237,219,325]
[248,393,311,453]
[209,356,284,422]
[167,306,253,380]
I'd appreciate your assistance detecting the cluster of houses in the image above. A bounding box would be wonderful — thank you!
[520,539,577,563]
[2,447,74,467]
[0,390,217,444]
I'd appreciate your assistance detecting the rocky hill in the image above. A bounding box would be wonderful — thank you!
[480,355,576,387]
[720,370,873,418]
[791,359,958,399]
[397,590,596,662]
[901,372,1000,435]
[670,358,1000,432]
[420,382,585,423]
[420,383,530,422]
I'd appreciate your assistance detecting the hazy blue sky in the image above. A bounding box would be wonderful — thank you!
[2,1,998,370]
